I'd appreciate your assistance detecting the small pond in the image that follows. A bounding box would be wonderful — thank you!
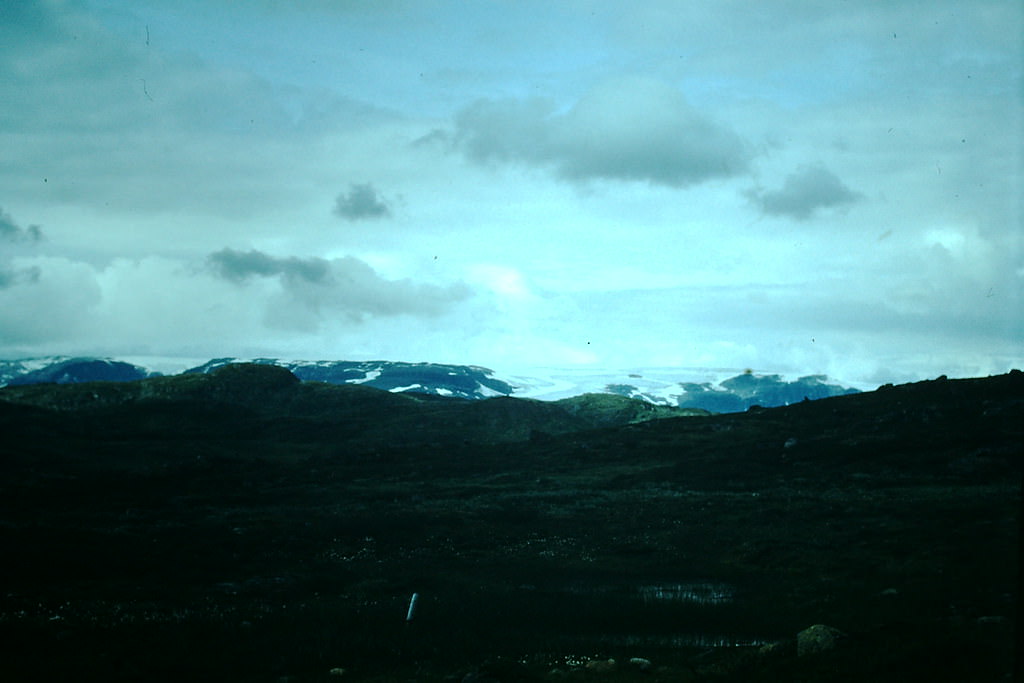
[636,582,734,606]
[562,580,735,606]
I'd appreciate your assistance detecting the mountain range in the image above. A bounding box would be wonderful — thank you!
[0,362,699,444]
[0,356,859,413]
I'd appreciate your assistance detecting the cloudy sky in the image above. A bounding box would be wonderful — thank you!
[1,0,1021,386]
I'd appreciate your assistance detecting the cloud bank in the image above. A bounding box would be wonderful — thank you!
[208,248,471,326]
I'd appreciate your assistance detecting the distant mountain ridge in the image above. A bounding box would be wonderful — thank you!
[184,357,515,400]
[0,355,860,412]
[0,357,155,387]
[0,363,697,445]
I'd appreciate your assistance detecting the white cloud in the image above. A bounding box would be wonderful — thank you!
[466,264,532,300]
[0,256,102,345]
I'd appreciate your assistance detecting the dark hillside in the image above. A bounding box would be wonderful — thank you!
[0,363,695,443]
[0,370,1020,682]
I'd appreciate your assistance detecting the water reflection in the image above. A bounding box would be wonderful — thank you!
[564,580,735,606]
[637,582,733,605]
[611,633,769,648]
[552,581,769,653]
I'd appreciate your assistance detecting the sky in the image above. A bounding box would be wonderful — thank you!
[1,0,1021,386]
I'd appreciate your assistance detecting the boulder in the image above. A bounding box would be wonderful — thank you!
[796,624,845,656]
[627,657,653,672]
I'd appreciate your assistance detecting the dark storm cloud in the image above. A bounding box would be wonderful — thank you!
[208,248,330,283]
[0,208,44,290]
[334,183,393,220]
[0,208,44,243]
[454,76,751,187]
[207,248,470,325]
[746,165,863,220]
[0,265,40,289]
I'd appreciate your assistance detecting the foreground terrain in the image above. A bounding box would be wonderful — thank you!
[1,366,1021,681]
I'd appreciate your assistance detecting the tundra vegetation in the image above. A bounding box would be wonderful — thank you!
[0,365,1020,681]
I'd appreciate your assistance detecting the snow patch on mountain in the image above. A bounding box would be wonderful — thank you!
[179,358,516,400]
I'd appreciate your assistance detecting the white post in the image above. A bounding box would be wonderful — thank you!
[406,592,419,622]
